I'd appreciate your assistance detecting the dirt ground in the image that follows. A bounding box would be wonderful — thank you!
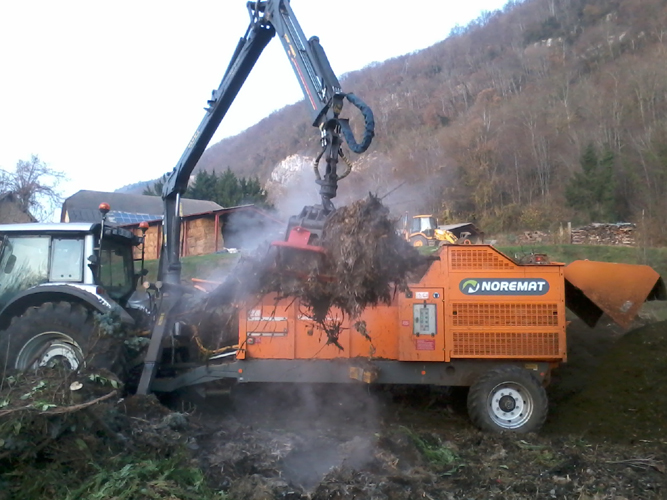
[174,316,666,499]
[1,317,666,499]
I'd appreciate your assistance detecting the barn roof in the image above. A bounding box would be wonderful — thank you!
[61,190,223,223]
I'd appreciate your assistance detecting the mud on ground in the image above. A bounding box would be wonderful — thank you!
[1,317,666,499]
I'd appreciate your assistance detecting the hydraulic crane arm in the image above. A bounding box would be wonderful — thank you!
[159,0,374,286]
[137,0,374,395]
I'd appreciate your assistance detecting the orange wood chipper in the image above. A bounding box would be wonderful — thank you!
[153,244,665,433]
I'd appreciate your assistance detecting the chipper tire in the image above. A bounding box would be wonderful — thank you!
[0,301,120,373]
[467,366,548,433]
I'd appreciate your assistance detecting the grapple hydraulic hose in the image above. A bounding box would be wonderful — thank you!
[340,93,375,154]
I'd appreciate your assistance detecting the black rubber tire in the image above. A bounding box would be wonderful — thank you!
[0,301,120,373]
[410,235,429,248]
[467,366,548,433]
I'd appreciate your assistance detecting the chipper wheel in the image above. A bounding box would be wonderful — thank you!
[0,301,120,373]
[467,366,548,433]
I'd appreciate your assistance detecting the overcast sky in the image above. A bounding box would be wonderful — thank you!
[0,0,508,201]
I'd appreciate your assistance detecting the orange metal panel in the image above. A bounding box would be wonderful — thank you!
[241,295,295,359]
[439,245,567,362]
[351,303,399,359]
[238,245,571,364]
[294,307,350,359]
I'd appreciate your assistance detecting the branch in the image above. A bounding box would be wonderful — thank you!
[0,390,117,418]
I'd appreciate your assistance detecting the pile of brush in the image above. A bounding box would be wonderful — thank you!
[315,194,426,319]
[189,194,428,350]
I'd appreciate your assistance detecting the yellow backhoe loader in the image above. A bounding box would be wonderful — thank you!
[401,214,481,247]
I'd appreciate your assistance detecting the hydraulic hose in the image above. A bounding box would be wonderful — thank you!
[339,93,375,154]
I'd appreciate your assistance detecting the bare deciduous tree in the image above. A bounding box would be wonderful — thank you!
[0,155,67,222]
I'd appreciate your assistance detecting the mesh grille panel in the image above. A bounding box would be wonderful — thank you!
[450,248,514,270]
[452,331,560,357]
[452,303,559,327]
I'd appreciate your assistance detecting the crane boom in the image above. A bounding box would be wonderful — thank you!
[159,0,373,286]
[137,0,374,395]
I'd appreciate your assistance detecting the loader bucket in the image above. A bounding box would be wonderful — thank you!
[564,260,666,328]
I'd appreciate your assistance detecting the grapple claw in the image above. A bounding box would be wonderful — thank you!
[271,226,326,254]
[269,205,334,282]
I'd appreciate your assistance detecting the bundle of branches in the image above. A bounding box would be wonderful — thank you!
[317,194,426,319]
[190,194,428,350]
[0,368,215,499]
[0,368,121,466]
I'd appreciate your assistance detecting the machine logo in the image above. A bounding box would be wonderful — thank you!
[461,280,481,293]
[460,278,549,296]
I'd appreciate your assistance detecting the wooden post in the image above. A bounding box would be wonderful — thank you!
[214,212,220,252]
[567,222,572,244]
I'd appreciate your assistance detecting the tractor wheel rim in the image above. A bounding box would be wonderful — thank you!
[487,382,534,429]
[15,332,84,370]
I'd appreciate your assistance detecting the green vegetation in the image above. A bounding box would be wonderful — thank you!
[401,426,462,470]
[63,456,222,500]
[143,168,272,209]
[565,144,616,223]
[0,369,225,500]
[5,454,223,500]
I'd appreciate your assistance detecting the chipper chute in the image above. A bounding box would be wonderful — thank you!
[564,260,667,328]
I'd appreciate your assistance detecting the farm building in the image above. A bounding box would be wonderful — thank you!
[60,190,282,258]
[0,192,37,223]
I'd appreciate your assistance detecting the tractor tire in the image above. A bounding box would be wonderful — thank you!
[411,235,429,248]
[0,301,120,373]
[467,366,548,433]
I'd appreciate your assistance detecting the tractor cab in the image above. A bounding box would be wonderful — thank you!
[0,222,142,317]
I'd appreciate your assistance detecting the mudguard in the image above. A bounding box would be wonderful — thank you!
[0,283,134,328]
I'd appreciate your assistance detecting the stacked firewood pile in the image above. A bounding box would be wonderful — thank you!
[570,222,636,246]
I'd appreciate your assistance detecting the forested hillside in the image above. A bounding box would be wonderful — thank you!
[190,0,667,242]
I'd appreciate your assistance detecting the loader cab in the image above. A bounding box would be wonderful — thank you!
[402,215,454,247]
[411,215,437,238]
[0,223,139,311]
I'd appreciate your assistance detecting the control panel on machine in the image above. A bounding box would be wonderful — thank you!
[399,288,444,362]
[413,303,437,337]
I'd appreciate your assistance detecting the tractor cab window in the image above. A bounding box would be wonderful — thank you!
[0,235,50,310]
[49,238,84,282]
[98,239,134,301]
